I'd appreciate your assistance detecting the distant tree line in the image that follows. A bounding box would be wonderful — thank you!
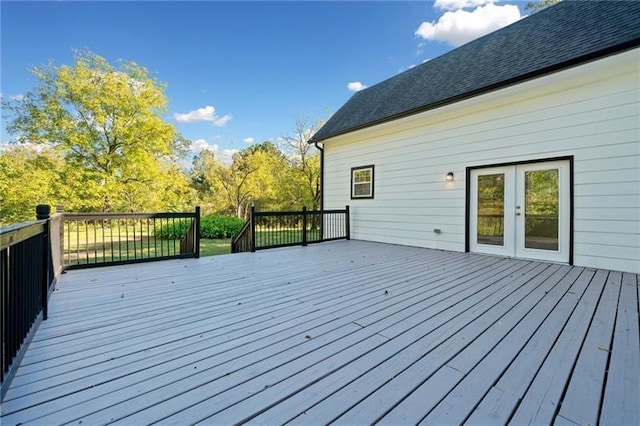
[0,51,321,225]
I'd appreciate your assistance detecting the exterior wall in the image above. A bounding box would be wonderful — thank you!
[322,48,639,273]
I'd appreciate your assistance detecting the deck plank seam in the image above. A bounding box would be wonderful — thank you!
[3,242,638,425]
[415,264,569,424]
[286,263,556,424]
[453,265,581,425]
[597,272,622,425]
[469,266,587,424]
[92,260,536,422]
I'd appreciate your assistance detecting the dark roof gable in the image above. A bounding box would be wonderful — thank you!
[311,1,640,143]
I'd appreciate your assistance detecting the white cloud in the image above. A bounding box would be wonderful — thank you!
[434,0,495,11]
[398,64,417,73]
[9,94,24,101]
[174,105,232,126]
[190,139,238,165]
[415,3,521,47]
[243,137,255,144]
[213,114,232,126]
[347,81,368,92]
[190,138,210,153]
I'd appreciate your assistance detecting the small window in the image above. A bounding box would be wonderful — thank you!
[351,165,374,199]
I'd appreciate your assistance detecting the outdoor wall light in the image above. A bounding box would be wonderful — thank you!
[445,172,454,181]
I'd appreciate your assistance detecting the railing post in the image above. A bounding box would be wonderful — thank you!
[319,209,324,242]
[56,205,64,274]
[302,207,308,247]
[250,206,256,252]
[36,205,51,321]
[194,206,201,259]
[345,205,350,240]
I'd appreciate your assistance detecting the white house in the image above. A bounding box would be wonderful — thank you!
[310,1,640,273]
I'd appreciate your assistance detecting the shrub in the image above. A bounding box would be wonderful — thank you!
[154,219,191,240]
[154,215,245,240]
[200,215,246,239]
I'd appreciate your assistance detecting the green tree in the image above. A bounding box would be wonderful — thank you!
[191,149,219,214]
[279,117,322,210]
[526,0,561,12]
[3,50,191,213]
[191,142,291,218]
[0,145,64,224]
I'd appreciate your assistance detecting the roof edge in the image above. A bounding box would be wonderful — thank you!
[310,38,640,144]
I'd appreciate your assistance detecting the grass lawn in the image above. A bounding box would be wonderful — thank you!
[63,223,317,266]
[63,221,232,266]
[200,238,231,256]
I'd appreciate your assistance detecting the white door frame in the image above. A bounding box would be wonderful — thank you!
[469,166,515,257]
[467,158,572,264]
[515,160,571,262]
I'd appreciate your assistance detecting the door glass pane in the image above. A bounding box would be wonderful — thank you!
[477,174,505,246]
[525,169,559,250]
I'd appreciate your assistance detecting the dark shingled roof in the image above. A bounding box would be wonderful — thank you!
[311,1,640,143]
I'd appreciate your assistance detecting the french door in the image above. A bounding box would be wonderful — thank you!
[469,160,570,263]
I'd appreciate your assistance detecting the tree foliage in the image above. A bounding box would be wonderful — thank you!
[0,145,64,225]
[1,49,328,226]
[190,118,325,221]
[193,142,291,219]
[278,117,322,210]
[3,50,191,214]
[525,0,562,13]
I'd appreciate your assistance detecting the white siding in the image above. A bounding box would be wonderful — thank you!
[323,48,640,273]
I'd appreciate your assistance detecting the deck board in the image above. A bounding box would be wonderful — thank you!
[465,266,591,424]
[558,271,622,425]
[600,272,640,426]
[311,263,557,425]
[509,269,609,425]
[1,240,638,425]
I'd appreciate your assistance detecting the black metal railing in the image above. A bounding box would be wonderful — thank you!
[232,206,350,253]
[0,204,200,400]
[1,205,57,400]
[62,207,200,269]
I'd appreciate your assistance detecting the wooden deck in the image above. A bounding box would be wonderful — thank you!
[1,240,638,425]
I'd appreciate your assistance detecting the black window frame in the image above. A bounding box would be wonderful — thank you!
[351,165,375,199]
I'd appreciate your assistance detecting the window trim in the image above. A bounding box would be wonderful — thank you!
[351,165,375,199]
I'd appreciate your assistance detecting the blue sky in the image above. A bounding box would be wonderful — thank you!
[1,0,526,163]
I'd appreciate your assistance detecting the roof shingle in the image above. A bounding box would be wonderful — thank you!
[311,1,640,143]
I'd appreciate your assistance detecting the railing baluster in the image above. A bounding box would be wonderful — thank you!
[146,219,150,259]
[302,208,307,246]
[100,219,103,262]
[231,206,349,253]
[1,207,52,398]
[160,218,165,257]
[75,221,80,265]
[117,219,122,261]
[153,218,158,258]
[125,220,130,261]
[132,218,137,260]
[83,221,88,265]
[139,218,143,259]
[48,209,200,269]
[109,219,114,263]
[66,220,70,266]
[171,218,176,255]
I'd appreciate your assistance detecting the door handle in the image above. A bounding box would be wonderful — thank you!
[516,212,521,216]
